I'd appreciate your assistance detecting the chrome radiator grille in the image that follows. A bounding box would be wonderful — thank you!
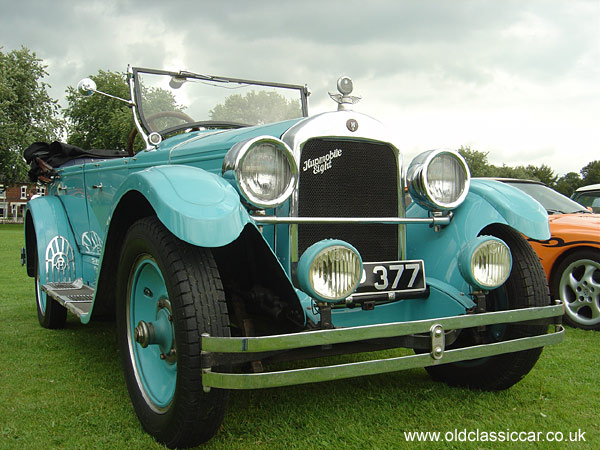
[297,138,399,262]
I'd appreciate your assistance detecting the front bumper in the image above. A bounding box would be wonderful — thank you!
[201,302,564,390]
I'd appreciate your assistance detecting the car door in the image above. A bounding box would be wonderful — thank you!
[82,158,130,285]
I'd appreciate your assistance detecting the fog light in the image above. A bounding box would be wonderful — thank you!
[297,240,362,302]
[459,236,512,290]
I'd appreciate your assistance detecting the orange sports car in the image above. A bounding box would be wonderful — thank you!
[498,179,600,330]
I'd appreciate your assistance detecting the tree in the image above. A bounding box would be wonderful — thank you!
[493,164,533,180]
[458,146,493,177]
[209,90,301,125]
[555,172,583,197]
[457,147,557,185]
[64,70,135,150]
[0,46,64,183]
[580,160,600,185]
[64,70,184,151]
[525,164,557,187]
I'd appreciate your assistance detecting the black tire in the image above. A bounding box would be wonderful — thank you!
[116,217,230,448]
[551,249,600,330]
[35,251,67,329]
[425,225,550,390]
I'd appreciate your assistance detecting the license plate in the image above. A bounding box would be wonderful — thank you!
[354,260,426,297]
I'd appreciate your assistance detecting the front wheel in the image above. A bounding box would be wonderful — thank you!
[425,225,551,391]
[552,249,600,330]
[116,217,230,448]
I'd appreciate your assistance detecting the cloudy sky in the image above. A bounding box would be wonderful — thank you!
[2,0,598,175]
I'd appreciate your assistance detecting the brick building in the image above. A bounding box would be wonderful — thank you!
[0,183,45,223]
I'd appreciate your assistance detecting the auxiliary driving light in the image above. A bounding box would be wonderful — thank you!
[458,236,512,290]
[297,240,363,302]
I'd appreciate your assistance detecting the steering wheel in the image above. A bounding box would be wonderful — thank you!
[127,111,196,156]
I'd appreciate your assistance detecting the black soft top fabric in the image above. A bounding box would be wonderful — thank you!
[24,141,128,182]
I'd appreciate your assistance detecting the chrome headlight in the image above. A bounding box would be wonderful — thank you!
[222,136,298,209]
[458,236,512,290]
[297,240,363,302]
[407,149,470,211]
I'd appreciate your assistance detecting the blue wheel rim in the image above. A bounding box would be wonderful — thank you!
[127,255,176,412]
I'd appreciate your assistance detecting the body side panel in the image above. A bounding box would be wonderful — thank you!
[528,214,600,278]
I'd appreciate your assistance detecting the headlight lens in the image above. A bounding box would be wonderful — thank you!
[297,240,363,302]
[459,236,512,290]
[407,149,470,211]
[222,136,297,208]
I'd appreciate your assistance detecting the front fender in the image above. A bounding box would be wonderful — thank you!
[466,179,550,240]
[404,178,549,316]
[113,165,251,247]
[25,196,82,282]
[406,178,549,250]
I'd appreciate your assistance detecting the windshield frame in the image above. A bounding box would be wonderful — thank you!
[131,67,309,140]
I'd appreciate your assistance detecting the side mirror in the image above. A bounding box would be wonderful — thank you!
[74,77,133,106]
[77,78,97,97]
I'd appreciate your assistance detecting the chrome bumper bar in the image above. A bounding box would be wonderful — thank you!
[250,215,452,226]
[201,303,564,390]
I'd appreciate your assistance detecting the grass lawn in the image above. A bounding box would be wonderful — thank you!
[1,224,597,449]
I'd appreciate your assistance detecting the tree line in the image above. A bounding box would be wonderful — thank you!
[1,46,598,198]
[458,147,600,197]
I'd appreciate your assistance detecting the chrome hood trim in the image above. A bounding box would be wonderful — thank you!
[281,111,399,160]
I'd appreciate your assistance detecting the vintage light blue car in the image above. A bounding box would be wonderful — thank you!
[24,67,564,448]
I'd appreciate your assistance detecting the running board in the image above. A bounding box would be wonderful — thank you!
[41,279,94,317]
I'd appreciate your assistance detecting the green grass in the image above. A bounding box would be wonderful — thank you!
[1,224,598,449]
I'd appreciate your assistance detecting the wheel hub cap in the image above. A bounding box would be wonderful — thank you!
[134,297,176,364]
[128,257,177,412]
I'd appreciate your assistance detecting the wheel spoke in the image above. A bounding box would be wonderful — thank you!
[566,299,586,314]
[567,271,581,291]
[582,264,600,289]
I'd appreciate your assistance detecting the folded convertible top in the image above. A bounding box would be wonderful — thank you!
[24,141,128,182]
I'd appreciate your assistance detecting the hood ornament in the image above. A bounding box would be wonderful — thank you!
[329,76,361,111]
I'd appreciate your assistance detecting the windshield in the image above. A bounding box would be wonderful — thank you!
[132,68,308,137]
[506,182,590,214]
[572,190,600,213]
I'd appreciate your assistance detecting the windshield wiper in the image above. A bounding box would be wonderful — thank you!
[546,209,566,215]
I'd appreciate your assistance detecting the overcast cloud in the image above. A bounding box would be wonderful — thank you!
[1,0,598,175]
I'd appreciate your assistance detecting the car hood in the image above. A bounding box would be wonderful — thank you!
[157,118,304,154]
[548,213,600,239]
